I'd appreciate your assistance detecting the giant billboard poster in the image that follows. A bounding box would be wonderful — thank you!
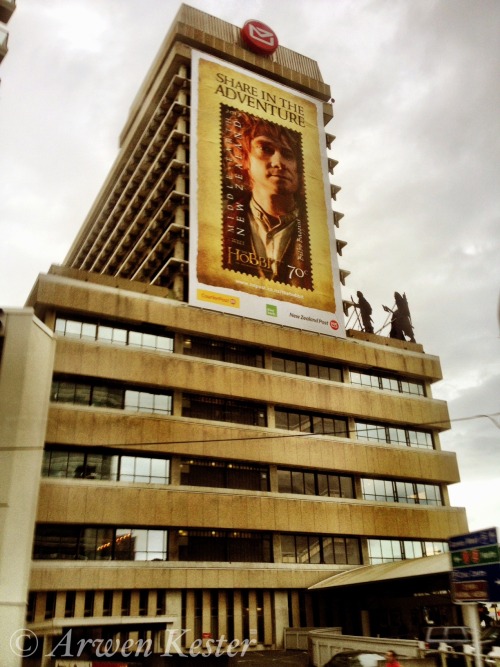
[189,50,345,337]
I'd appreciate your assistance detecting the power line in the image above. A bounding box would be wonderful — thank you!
[1,411,498,453]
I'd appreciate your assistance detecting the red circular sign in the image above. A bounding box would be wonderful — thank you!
[241,20,279,55]
[330,320,340,331]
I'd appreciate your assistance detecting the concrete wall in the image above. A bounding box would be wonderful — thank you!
[0,310,55,667]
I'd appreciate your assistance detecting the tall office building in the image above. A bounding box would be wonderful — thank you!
[20,4,467,661]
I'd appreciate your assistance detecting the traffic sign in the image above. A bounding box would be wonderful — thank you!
[450,543,500,568]
[451,562,500,602]
[449,527,498,552]
[449,528,500,603]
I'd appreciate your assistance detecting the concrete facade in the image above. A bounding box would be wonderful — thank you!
[5,5,469,663]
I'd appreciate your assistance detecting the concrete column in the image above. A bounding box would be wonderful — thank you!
[94,591,104,617]
[202,590,211,645]
[74,591,85,618]
[161,590,183,655]
[130,590,140,617]
[263,591,273,646]
[233,591,243,644]
[34,593,47,623]
[0,310,55,667]
[54,591,65,620]
[273,591,289,649]
[111,590,121,617]
[248,590,258,646]
[218,590,228,640]
[185,591,195,647]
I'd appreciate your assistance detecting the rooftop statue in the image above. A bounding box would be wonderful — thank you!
[382,292,416,343]
[352,291,374,333]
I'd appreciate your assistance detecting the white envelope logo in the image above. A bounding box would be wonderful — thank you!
[249,24,276,48]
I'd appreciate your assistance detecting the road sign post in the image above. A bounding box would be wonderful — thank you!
[449,528,500,667]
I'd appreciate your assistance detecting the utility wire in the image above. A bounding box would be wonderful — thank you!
[1,411,498,452]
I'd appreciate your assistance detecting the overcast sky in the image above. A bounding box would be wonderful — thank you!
[0,0,498,533]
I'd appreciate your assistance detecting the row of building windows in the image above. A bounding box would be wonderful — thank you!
[33,524,447,565]
[51,379,172,415]
[278,468,354,498]
[54,315,426,396]
[355,421,433,449]
[272,354,342,383]
[184,335,264,368]
[42,449,170,484]
[275,408,348,437]
[182,393,267,427]
[350,370,425,396]
[55,317,174,353]
[367,539,448,564]
[281,534,360,565]
[41,448,443,506]
[180,458,268,491]
[34,526,168,561]
[361,478,442,506]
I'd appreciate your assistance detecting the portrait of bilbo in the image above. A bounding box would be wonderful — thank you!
[221,106,313,290]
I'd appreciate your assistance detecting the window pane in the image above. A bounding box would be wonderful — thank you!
[317,474,328,497]
[91,454,114,481]
[275,410,289,429]
[288,412,302,431]
[120,457,135,481]
[312,415,325,434]
[346,538,361,564]
[291,471,304,494]
[81,323,97,340]
[128,331,142,347]
[138,392,154,413]
[308,537,321,564]
[333,538,347,564]
[135,457,150,478]
[98,326,113,342]
[65,320,82,337]
[46,451,69,477]
[299,413,311,432]
[151,458,168,482]
[91,386,110,407]
[55,318,66,334]
[272,357,285,372]
[68,452,86,478]
[404,540,422,559]
[295,536,310,563]
[70,384,88,405]
[350,372,361,385]
[295,361,307,376]
[154,394,172,414]
[157,336,174,352]
[115,529,135,560]
[278,470,292,493]
[303,473,315,495]
[334,419,348,437]
[124,391,139,410]
[112,328,127,345]
[142,333,157,349]
[322,537,334,563]
[147,531,167,560]
[340,476,354,498]
[281,535,296,563]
